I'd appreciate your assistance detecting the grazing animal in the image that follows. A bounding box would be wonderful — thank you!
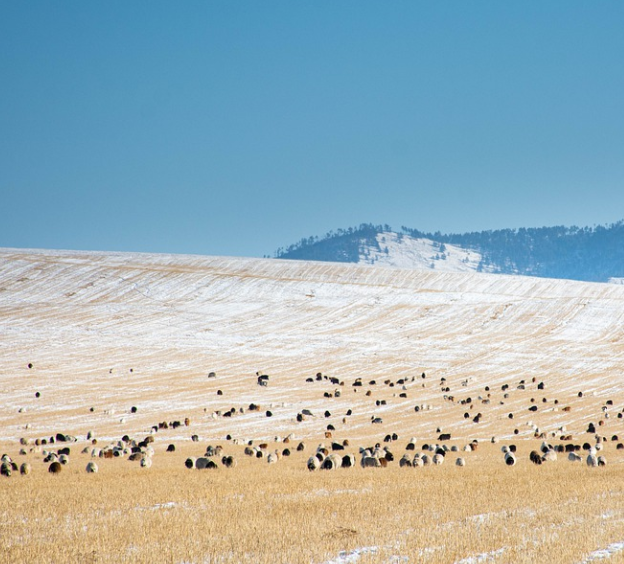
[361,456,381,468]
[504,452,516,466]
[321,454,342,470]
[542,450,557,463]
[86,461,98,473]
[529,451,543,465]
[399,454,413,467]
[307,456,321,471]
[48,461,62,474]
[455,457,466,467]
[341,454,356,468]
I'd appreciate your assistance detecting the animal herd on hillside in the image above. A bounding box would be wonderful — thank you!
[1,367,619,478]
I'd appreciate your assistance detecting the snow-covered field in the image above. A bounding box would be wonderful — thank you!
[1,247,624,444]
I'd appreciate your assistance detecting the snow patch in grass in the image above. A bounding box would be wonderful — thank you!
[454,547,506,563]
[580,541,624,562]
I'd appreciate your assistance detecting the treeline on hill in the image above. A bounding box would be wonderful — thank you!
[275,221,624,282]
[273,224,391,263]
[403,221,624,282]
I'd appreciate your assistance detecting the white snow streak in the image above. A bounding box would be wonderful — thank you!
[579,541,624,562]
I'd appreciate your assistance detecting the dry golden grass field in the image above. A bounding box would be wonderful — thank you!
[2,248,624,563]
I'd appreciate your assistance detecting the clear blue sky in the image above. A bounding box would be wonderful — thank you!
[2,2,624,257]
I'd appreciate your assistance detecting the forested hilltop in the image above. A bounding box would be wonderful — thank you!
[273,221,624,283]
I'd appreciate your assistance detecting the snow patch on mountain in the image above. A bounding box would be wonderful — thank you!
[359,232,494,273]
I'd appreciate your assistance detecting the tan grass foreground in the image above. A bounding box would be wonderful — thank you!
[1,248,624,563]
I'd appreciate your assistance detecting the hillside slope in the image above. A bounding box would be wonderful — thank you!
[1,247,624,444]
[275,221,624,282]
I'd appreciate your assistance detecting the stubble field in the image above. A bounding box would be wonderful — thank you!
[1,248,624,563]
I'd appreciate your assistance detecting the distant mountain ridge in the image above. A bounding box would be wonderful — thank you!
[273,221,624,283]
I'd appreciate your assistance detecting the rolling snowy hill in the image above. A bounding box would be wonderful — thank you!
[1,247,624,444]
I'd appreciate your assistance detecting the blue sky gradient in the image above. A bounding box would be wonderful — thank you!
[2,2,624,257]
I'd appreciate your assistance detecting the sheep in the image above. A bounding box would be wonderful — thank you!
[455,457,466,467]
[399,454,413,467]
[586,454,598,467]
[222,456,236,468]
[19,462,31,475]
[1,462,12,477]
[307,456,321,471]
[432,453,445,465]
[504,452,516,466]
[266,452,278,464]
[568,452,583,462]
[361,456,381,468]
[598,456,607,466]
[341,454,356,468]
[140,456,152,469]
[185,457,197,469]
[86,461,99,473]
[529,451,543,465]
[48,461,63,474]
[542,450,557,463]
[321,454,342,470]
